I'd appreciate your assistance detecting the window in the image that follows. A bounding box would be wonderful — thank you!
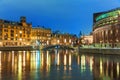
[4,38,7,40]
[11,34,14,37]
[4,26,8,28]
[110,30,113,34]
[4,29,8,32]
[20,34,22,37]
[11,38,14,40]
[11,30,14,33]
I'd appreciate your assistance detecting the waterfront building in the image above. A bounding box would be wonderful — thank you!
[0,16,31,46]
[31,27,51,46]
[93,8,120,47]
[81,35,93,45]
[0,16,79,47]
[51,32,78,46]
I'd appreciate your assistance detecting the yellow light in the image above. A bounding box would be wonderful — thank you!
[57,39,60,44]
[23,51,26,67]
[57,53,60,65]
[12,53,14,66]
[12,52,14,73]
[19,31,22,34]
[64,39,66,43]
[19,38,22,41]
[90,57,93,71]
[26,51,30,61]
[117,62,119,77]
[64,54,67,66]
[16,34,18,36]
[46,51,50,72]
[41,53,43,66]
[100,58,103,75]
[47,51,49,65]
[69,39,71,43]
[0,42,2,46]
[18,53,22,80]
[77,55,80,65]
[47,40,49,45]
[81,55,86,72]
[69,53,71,66]
[81,55,85,66]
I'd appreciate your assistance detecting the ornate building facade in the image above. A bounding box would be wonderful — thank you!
[93,8,120,47]
[31,27,51,46]
[0,16,31,46]
[51,32,78,46]
[0,16,79,47]
[81,35,93,45]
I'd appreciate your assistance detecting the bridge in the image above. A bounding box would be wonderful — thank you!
[42,45,74,51]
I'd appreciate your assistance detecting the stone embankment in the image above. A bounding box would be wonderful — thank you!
[79,47,120,55]
[0,46,39,51]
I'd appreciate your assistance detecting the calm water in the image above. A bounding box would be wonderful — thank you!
[0,50,120,80]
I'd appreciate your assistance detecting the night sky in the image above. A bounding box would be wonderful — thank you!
[0,0,120,35]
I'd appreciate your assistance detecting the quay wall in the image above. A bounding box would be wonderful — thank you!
[79,47,120,55]
[0,46,39,51]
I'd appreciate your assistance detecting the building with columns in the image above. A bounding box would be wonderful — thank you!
[93,8,120,47]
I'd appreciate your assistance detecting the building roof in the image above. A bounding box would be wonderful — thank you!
[93,7,120,23]
[0,18,31,26]
[32,26,51,30]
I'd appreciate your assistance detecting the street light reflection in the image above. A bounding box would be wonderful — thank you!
[81,55,86,72]
[117,62,119,77]
[100,58,103,75]
[64,54,67,66]
[90,56,93,71]
[57,52,60,66]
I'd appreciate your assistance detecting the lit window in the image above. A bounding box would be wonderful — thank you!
[16,34,18,36]
[64,39,66,43]
[19,38,22,41]
[116,39,119,42]
[19,31,22,34]
[57,40,60,44]
[116,30,118,33]
[111,30,113,34]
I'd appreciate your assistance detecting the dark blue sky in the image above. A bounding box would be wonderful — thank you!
[0,0,120,35]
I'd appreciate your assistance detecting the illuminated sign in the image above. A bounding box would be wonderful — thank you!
[96,10,120,21]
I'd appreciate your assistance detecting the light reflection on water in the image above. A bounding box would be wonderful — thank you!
[0,50,119,80]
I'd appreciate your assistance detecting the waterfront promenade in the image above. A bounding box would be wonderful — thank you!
[0,46,38,51]
[0,45,75,51]
[79,47,120,55]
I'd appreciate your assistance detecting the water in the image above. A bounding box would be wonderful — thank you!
[0,50,120,80]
